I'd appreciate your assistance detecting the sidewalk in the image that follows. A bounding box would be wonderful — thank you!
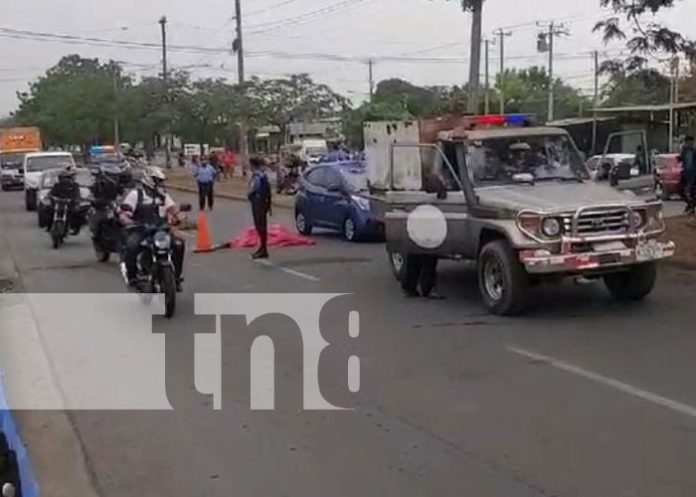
[165,168,295,210]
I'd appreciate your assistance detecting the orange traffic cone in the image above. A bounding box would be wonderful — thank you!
[194,212,214,253]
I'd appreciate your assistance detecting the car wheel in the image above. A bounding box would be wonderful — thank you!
[343,217,358,242]
[478,240,528,316]
[295,210,312,235]
[604,263,657,301]
[388,250,405,281]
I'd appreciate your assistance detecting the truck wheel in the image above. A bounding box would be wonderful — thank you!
[387,250,405,281]
[604,263,657,301]
[478,240,528,316]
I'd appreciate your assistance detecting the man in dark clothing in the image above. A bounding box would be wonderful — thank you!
[47,169,83,234]
[248,156,272,259]
[679,136,696,214]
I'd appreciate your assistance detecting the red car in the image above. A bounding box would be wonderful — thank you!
[655,153,682,200]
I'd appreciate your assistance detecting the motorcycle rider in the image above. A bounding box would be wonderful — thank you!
[47,168,83,235]
[119,167,186,291]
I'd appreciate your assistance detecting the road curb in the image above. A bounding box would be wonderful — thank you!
[166,182,295,210]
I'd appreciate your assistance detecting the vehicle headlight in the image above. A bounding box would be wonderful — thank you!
[153,231,171,250]
[351,195,370,211]
[541,217,562,237]
[630,210,646,229]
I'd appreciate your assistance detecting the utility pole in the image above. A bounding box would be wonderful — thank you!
[494,29,512,115]
[537,21,568,122]
[113,68,120,148]
[234,0,249,175]
[669,56,680,152]
[483,38,493,114]
[368,58,375,102]
[159,16,171,168]
[592,50,599,155]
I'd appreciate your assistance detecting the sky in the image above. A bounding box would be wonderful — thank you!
[1,0,695,116]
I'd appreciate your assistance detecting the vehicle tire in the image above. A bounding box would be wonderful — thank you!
[51,221,65,250]
[94,242,111,263]
[478,240,529,316]
[343,217,358,242]
[604,263,657,301]
[160,266,177,319]
[656,182,670,201]
[388,250,406,282]
[295,210,312,235]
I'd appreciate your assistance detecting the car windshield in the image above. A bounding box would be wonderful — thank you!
[339,168,369,193]
[26,156,74,172]
[306,147,327,157]
[468,134,588,185]
[0,153,25,168]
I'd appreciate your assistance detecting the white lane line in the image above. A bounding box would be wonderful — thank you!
[255,259,320,282]
[506,345,696,420]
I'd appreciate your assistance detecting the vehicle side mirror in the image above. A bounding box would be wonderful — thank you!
[179,203,192,212]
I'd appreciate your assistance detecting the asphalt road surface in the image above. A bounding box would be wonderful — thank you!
[2,188,696,497]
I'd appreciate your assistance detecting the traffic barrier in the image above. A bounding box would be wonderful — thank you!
[0,366,39,497]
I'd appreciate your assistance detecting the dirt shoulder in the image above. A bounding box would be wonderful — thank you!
[664,215,696,270]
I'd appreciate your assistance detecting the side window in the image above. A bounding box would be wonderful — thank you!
[305,167,325,186]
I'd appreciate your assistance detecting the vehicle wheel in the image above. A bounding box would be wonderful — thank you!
[160,266,177,319]
[656,182,670,201]
[604,263,657,301]
[343,217,358,242]
[295,210,312,235]
[478,240,528,316]
[51,221,65,249]
[94,242,111,263]
[388,250,406,281]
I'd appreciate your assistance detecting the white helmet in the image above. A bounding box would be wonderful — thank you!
[146,166,167,183]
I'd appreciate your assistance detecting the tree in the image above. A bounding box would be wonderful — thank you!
[601,68,671,107]
[14,55,128,147]
[594,0,695,73]
[497,67,591,121]
[342,100,412,149]
[251,74,349,140]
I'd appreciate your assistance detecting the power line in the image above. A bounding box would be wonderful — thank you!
[244,0,310,19]
[246,0,370,34]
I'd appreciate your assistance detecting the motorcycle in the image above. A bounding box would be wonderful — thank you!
[49,198,71,249]
[120,204,190,319]
[89,199,122,262]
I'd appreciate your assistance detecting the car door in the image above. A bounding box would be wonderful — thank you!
[303,167,329,227]
[323,168,350,228]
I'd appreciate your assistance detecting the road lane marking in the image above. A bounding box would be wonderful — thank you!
[254,259,320,282]
[506,345,696,420]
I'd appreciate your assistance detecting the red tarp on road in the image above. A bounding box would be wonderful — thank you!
[230,224,316,248]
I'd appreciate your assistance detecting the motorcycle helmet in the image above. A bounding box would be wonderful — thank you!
[58,169,75,182]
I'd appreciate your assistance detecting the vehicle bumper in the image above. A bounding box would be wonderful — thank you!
[519,240,676,274]
[0,176,24,189]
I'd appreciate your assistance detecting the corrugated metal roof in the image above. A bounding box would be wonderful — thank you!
[593,101,696,113]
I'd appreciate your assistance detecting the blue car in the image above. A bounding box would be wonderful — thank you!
[294,163,383,242]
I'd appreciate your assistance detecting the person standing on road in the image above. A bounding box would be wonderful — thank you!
[678,136,696,214]
[222,149,235,180]
[248,156,272,259]
[193,156,217,211]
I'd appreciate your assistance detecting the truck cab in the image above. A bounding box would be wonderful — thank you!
[367,115,674,315]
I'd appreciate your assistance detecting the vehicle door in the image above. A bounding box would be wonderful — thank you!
[323,167,350,227]
[599,131,655,196]
[302,167,329,227]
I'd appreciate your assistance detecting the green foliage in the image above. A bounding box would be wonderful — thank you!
[343,100,412,148]
[595,0,695,72]
[497,67,591,121]
[601,68,671,106]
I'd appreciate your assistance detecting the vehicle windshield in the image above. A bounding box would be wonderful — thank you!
[306,147,327,157]
[26,155,74,172]
[468,134,588,186]
[339,168,369,193]
[0,153,25,169]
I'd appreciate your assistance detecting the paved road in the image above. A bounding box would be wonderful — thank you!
[2,188,696,497]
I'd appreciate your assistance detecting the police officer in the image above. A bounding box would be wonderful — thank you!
[120,167,185,291]
[47,169,82,234]
[248,156,272,260]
